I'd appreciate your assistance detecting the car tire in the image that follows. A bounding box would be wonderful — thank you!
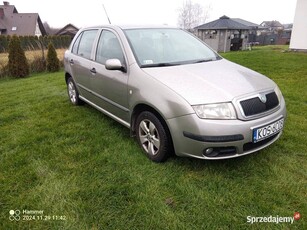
[136,111,171,162]
[67,77,83,106]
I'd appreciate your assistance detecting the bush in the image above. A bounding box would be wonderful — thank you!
[46,42,60,72]
[0,63,9,78]
[8,35,30,78]
[30,55,46,73]
[0,35,10,53]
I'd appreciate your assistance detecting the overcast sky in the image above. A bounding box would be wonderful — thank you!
[9,0,297,28]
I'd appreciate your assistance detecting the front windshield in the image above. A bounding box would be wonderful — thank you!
[124,28,220,67]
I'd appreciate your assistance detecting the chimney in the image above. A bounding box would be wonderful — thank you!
[3,1,9,6]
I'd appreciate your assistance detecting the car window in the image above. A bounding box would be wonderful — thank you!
[72,33,82,54]
[124,28,220,67]
[95,30,124,65]
[74,30,98,59]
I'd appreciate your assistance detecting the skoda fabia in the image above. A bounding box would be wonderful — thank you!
[64,25,286,162]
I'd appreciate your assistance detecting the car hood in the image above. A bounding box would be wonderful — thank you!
[141,59,275,105]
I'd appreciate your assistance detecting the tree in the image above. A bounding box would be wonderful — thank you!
[0,35,9,52]
[46,42,60,72]
[8,35,30,78]
[178,0,211,32]
[43,21,59,35]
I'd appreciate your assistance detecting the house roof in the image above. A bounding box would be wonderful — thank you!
[260,20,283,28]
[0,20,5,29]
[0,2,46,35]
[1,3,17,14]
[56,23,79,36]
[231,18,262,29]
[195,15,251,30]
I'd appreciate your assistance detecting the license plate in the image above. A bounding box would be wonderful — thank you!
[253,118,284,143]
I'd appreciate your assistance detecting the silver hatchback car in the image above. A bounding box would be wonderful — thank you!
[64,25,286,162]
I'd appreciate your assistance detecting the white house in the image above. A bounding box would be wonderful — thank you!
[290,0,307,51]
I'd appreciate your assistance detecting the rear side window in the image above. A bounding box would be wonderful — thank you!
[72,30,98,59]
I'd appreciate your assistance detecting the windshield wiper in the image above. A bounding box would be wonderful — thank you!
[141,62,182,68]
[193,59,213,63]
[192,57,222,64]
[141,57,221,68]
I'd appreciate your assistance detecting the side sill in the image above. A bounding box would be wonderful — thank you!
[79,96,130,128]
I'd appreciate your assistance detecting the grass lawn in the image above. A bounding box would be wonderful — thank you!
[0,46,306,229]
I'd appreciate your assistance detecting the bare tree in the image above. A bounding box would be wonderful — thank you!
[43,22,60,35]
[178,0,211,31]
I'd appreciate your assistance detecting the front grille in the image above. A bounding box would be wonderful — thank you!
[240,92,279,117]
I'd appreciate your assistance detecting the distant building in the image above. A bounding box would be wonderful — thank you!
[256,23,292,46]
[0,1,46,36]
[55,24,79,40]
[290,0,307,51]
[260,20,284,32]
[195,15,256,52]
[255,20,292,45]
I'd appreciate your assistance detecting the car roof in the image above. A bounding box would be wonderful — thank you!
[79,24,177,31]
[119,25,176,30]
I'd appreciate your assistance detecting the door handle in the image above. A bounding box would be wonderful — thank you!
[69,59,74,64]
[90,68,97,74]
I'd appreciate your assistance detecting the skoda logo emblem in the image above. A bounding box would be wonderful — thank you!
[259,94,267,103]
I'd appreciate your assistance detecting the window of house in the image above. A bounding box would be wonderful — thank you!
[204,31,217,39]
[95,30,124,65]
[72,30,98,59]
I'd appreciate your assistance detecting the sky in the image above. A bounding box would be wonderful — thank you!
[8,0,297,28]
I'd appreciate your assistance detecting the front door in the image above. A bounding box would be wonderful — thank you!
[90,30,129,124]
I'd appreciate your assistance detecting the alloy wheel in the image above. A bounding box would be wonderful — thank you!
[68,81,77,104]
[138,119,161,156]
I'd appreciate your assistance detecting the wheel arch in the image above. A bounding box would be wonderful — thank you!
[131,103,175,155]
[65,72,72,84]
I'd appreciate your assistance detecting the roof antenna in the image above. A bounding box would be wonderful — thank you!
[102,4,112,24]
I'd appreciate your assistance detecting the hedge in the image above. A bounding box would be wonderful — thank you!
[0,35,71,53]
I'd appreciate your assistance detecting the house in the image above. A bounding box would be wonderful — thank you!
[0,1,46,36]
[195,15,254,52]
[257,20,292,45]
[55,24,79,39]
[260,20,283,32]
[290,0,307,51]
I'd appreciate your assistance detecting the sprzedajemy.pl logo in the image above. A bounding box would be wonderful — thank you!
[247,212,301,224]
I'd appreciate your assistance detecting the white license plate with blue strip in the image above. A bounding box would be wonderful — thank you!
[253,118,284,143]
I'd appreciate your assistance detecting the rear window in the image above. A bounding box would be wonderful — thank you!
[72,30,98,59]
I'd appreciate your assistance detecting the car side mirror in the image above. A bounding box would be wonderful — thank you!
[105,59,126,72]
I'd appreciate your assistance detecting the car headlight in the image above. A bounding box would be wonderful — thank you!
[274,86,283,103]
[192,103,237,119]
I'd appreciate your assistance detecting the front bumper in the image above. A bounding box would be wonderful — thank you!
[167,99,286,160]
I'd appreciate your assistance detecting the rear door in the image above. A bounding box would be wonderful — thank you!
[68,29,98,99]
[90,29,129,124]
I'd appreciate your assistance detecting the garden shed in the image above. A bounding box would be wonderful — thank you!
[195,15,251,52]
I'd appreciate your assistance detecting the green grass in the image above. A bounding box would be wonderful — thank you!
[0,46,306,229]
